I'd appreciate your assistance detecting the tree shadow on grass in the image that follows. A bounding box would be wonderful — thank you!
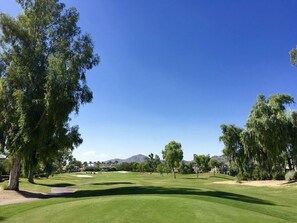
[35,183,75,187]
[90,182,134,186]
[183,177,208,180]
[68,186,275,206]
[0,216,6,222]
[209,175,234,180]
[283,180,297,185]
[17,190,56,199]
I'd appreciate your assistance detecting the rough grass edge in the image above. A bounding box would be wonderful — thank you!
[0,181,8,190]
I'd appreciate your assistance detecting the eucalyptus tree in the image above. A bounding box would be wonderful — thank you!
[289,46,297,168]
[244,94,293,177]
[286,111,297,170]
[0,0,99,190]
[162,141,183,179]
[219,124,246,173]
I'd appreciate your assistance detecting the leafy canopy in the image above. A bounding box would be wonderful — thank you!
[162,141,183,178]
[0,0,99,189]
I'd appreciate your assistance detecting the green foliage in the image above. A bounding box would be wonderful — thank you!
[220,94,297,180]
[179,161,194,174]
[287,111,297,170]
[0,158,10,176]
[244,95,293,175]
[228,165,238,177]
[162,141,183,178]
[220,125,246,173]
[236,172,251,181]
[193,154,211,173]
[290,47,297,67]
[115,162,148,172]
[156,163,165,175]
[116,162,133,172]
[145,153,161,173]
[210,159,219,169]
[272,171,285,180]
[0,0,99,189]
[1,180,8,190]
[285,170,297,181]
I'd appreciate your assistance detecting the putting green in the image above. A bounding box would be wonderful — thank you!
[4,195,289,223]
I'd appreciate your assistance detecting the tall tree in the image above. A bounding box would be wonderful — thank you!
[162,141,183,179]
[244,94,293,177]
[0,0,99,190]
[145,153,161,173]
[156,163,165,176]
[286,111,297,170]
[145,153,155,173]
[219,124,246,173]
[193,154,211,178]
[210,158,219,176]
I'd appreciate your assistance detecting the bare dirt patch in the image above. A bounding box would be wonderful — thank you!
[214,180,295,187]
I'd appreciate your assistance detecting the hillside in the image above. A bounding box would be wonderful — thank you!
[103,154,147,164]
[211,155,228,164]
[103,154,227,164]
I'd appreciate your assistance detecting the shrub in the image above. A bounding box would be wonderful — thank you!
[236,172,250,181]
[273,171,285,180]
[285,170,297,181]
[260,171,272,180]
[228,166,238,177]
[0,159,10,175]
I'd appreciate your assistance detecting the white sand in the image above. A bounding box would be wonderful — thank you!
[74,175,93,178]
[213,180,293,187]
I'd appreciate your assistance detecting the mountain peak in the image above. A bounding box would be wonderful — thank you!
[103,154,147,164]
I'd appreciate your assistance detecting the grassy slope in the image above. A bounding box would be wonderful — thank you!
[0,172,296,223]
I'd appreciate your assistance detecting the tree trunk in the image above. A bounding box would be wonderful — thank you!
[7,154,21,191]
[173,168,176,179]
[28,167,34,183]
[196,170,198,178]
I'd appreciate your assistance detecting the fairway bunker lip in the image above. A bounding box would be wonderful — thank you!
[213,180,294,187]
[0,187,77,206]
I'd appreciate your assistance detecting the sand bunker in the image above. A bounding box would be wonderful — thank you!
[0,187,77,206]
[74,174,93,178]
[214,180,294,187]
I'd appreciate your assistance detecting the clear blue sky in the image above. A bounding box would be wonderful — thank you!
[1,0,297,161]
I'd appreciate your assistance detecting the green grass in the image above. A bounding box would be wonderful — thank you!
[0,172,297,222]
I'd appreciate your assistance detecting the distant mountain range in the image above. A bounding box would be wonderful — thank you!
[103,154,227,164]
[211,155,228,164]
[103,154,147,164]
